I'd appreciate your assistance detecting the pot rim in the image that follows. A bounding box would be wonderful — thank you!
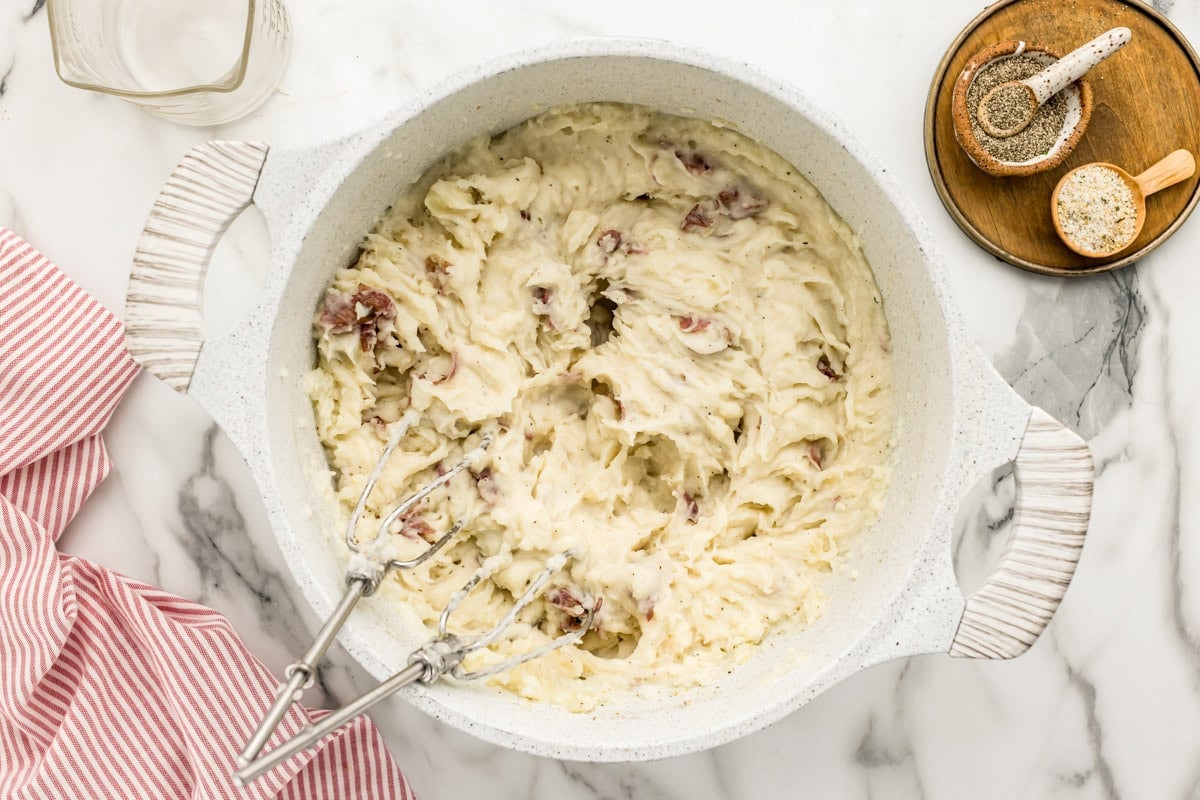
[242,36,995,761]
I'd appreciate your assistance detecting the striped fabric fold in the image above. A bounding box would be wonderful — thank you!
[0,228,412,799]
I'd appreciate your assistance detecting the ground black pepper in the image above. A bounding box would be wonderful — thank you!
[980,83,1034,134]
[967,55,1069,163]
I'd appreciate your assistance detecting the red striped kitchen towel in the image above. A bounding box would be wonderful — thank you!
[0,228,413,799]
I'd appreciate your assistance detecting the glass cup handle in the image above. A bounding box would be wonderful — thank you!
[125,141,269,392]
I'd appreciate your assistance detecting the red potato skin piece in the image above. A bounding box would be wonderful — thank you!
[394,501,435,542]
[354,283,396,318]
[404,518,436,542]
[682,204,711,232]
[597,229,622,253]
[817,354,841,381]
[717,187,768,219]
[676,150,712,174]
[471,467,500,505]
[677,316,711,333]
[425,255,453,294]
[318,291,357,333]
[682,492,700,522]
[532,287,556,331]
[548,587,587,631]
[358,325,375,353]
[548,588,602,632]
[676,183,769,234]
[319,284,397,352]
[431,352,459,385]
[548,587,584,614]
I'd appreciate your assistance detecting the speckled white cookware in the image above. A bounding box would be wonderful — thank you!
[124,39,1094,761]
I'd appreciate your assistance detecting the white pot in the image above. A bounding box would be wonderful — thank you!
[124,39,1094,761]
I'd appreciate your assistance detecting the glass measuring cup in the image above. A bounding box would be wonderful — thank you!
[47,0,290,126]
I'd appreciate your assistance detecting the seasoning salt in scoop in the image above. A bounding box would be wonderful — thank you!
[1052,149,1197,258]
[977,27,1131,139]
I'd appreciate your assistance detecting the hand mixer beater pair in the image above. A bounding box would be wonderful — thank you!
[234,412,595,786]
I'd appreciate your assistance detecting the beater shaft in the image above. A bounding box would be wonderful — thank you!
[236,577,369,766]
[234,660,428,786]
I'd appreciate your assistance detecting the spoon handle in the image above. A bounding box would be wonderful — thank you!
[1133,149,1196,197]
[1022,27,1131,106]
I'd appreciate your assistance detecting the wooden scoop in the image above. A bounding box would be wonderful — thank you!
[1051,149,1197,258]
[977,27,1130,138]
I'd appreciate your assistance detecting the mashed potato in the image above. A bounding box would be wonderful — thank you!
[306,103,893,709]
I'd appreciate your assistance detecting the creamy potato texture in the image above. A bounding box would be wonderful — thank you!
[306,103,893,708]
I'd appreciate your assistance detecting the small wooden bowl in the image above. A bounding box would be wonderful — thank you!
[952,40,1094,177]
[925,0,1200,277]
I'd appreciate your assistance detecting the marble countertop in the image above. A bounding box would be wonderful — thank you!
[3,0,1200,797]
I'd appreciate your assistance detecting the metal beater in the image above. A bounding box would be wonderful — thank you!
[234,412,594,786]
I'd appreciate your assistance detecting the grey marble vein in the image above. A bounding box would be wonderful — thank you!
[26,0,43,19]
[952,463,1016,595]
[993,271,1144,440]
[555,758,730,800]
[1063,661,1120,800]
[0,63,10,97]
[69,466,165,586]
[701,751,735,800]
[177,425,338,706]
[854,662,928,800]
[557,763,626,800]
[1165,427,1199,680]
[1143,279,1200,681]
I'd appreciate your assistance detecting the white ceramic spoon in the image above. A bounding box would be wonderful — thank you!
[978,27,1131,138]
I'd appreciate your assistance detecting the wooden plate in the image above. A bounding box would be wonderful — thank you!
[925,0,1200,276]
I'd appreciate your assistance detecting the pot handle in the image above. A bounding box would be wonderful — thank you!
[949,407,1093,659]
[125,140,270,392]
